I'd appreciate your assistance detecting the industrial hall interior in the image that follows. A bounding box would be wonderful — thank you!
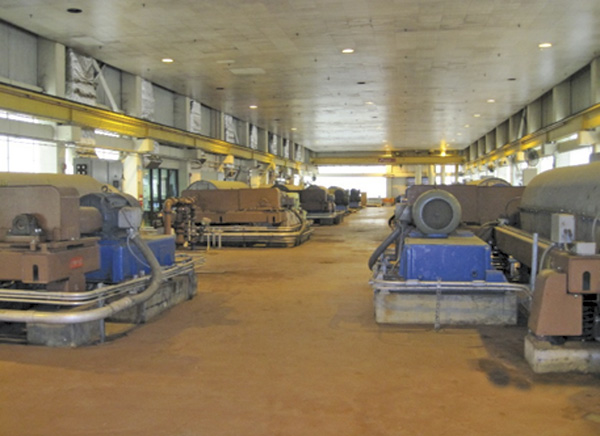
[2,0,600,434]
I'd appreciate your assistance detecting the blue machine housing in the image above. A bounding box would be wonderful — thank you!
[399,230,506,282]
[86,235,176,283]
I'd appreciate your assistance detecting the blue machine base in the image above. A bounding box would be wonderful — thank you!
[399,231,505,283]
[86,235,176,283]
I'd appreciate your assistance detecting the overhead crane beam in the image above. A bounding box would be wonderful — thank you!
[0,83,305,170]
[311,154,464,166]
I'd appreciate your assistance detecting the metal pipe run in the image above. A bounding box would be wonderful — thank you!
[0,233,164,324]
[0,259,192,306]
[371,278,530,296]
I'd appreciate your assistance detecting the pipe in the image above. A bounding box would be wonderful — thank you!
[529,233,539,294]
[163,198,176,235]
[371,278,530,295]
[0,260,192,306]
[163,197,195,236]
[368,226,402,271]
[0,233,163,324]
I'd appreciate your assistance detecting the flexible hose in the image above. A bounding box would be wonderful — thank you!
[0,233,163,324]
[538,242,557,273]
[368,226,402,271]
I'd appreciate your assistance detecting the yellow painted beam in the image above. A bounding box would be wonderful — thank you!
[467,102,600,169]
[0,83,300,168]
[311,155,464,166]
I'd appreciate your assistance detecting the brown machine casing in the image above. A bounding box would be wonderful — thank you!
[406,185,525,225]
[495,225,600,337]
[0,185,100,291]
[181,187,287,225]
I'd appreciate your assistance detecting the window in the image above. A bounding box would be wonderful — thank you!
[0,136,57,173]
[143,168,179,224]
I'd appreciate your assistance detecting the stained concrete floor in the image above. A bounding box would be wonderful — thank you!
[1,207,600,435]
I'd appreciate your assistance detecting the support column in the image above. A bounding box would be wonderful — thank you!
[415,166,423,184]
[553,82,571,122]
[122,73,143,118]
[591,57,600,105]
[122,153,142,202]
[174,95,191,131]
[527,99,542,134]
[37,39,65,97]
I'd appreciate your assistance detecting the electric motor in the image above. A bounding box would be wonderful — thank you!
[411,190,462,235]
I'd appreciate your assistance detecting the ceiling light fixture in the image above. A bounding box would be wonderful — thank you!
[538,42,553,49]
[366,101,374,105]
[342,48,355,54]
[291,127,297,131]
[161,58,174,63]
[473,114,481,118]
[464,124,470,128]
[249,105,258,109]
[487,99,495,103]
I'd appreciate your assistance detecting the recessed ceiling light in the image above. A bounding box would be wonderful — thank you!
[538,42,553,49]
[473,114,481,118]
[487,99,495,103]
[464,124,470,128]
[249,105,258,109]
[161,58,174,63]
[342,48,355,54]
[67,8,82,13]
[291,127,297,131]
[366,101,374,105]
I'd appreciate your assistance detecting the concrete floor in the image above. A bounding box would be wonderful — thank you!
[1,207,600,435]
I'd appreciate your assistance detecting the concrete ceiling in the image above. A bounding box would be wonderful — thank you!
[1,0,600,153]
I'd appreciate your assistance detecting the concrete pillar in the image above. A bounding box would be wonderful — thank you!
[242,121,250,148]
[218,112,226,141]
[37,39,65,97]
[527,99,542,134]
[477,138,485,158]
[257,127,268,153]
[122,73,143,118]
[591,57,600,105]
[174,95,191,131]
[553,82,571,122]
[469,143,478,160]
[122,154,142,201]
[496,122,508,148]
[485,131,496,153]
[509,111,526,141]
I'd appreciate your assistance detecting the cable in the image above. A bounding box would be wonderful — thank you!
[126,229,151,269]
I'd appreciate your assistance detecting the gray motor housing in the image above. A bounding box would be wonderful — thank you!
[411,190,462,235]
